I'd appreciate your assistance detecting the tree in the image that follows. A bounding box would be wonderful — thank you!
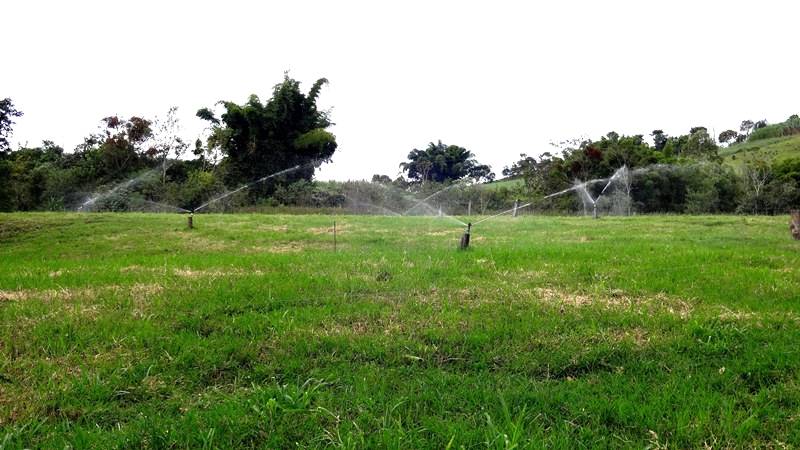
[740,154,772,214]
[196,75,337,196]
[150,107,187,185]
[651,130,667,152]
[683,127,718,159]
[97,115,153,181]
[0,98,23,155]
[503,153,536,178]
[399,140,494,183]
[740,120,754,137]
[371,174,392,184]
[718,129,738,146]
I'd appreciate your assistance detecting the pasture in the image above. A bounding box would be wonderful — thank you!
[1,213,798,448]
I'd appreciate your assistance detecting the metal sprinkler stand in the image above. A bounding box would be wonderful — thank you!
[592,203,598,219]
[459,222,472,250]
[187,212,194,229]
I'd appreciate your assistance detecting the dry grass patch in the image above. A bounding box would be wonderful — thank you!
[0,287,100,302]
[606,327,651,347]
[310,313,404,337]
[175,234,231,252]
[268,242,306,253]
[0,283,163,306]
[425,230,457,237]
[533,287,694,318]
[307,223,349,235]
[173,267,265,278]
[257,224,289,232]
[120,265,159,274]
[241,241,320,254]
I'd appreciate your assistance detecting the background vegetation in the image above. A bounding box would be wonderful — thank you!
[1,82,798,215]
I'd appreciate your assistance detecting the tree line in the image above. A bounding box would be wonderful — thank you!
[1,76,798,214]
[0,75,337,212]
[494,121,800,215]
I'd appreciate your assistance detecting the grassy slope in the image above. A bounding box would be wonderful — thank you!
[483,177,524,191]
[720,134,800,165]
[1,213,799,448]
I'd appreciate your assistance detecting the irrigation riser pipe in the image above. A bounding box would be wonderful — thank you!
[459,223,472,250]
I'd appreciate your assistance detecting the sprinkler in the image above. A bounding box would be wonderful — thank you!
[592,203,598,219]
[459,222,472,250]
[187,212,194,229]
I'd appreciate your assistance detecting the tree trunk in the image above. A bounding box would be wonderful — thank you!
[791,210,800,240]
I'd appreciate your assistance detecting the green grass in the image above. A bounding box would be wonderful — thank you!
[720,134,800,165]
[1,213,799,448]
[484,178,524,191]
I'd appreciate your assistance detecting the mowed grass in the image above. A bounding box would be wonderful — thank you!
[1,212,799,448]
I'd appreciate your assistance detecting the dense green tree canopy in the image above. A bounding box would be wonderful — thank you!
[400,140,494,183]
[197,75,337,194]
[718,129,738,145]
[510,127,730,213]
[0,98,23,154]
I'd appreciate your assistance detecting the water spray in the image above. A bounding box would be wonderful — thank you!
[403,181,467,215]
[459,222,472,250]
[473,202,532,226]
[193,160,323,213]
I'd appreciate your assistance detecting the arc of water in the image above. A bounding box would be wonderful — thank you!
[372,181,467,226]
[402,181,467,215]
[341,194,401,216]
[574,182,597,207]
[473,202,532,225]
[136,199,191,213]
[78,166,166,211]
[542,177,607,200]
[194,161,321,212]
[600,165,628,195]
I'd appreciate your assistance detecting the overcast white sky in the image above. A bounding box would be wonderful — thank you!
[4,0,799,180]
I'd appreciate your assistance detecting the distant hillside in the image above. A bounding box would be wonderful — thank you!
[483,177,524,191]
[720,134,800,165]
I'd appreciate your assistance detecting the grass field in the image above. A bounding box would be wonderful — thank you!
[1,213,799,448]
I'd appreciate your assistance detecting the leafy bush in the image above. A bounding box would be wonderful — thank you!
[748,115,800,142]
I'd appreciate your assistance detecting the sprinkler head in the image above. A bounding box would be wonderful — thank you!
[187,212,194,229]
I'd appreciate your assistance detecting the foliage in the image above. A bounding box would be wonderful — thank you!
[400,140,494,183]
[196,75,337,197]
[718,129,738,146]
[150,106,188,185]
[748,115,800,142]
[0,97,23,154]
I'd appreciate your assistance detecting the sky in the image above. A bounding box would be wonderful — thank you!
[4,0,800,181]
